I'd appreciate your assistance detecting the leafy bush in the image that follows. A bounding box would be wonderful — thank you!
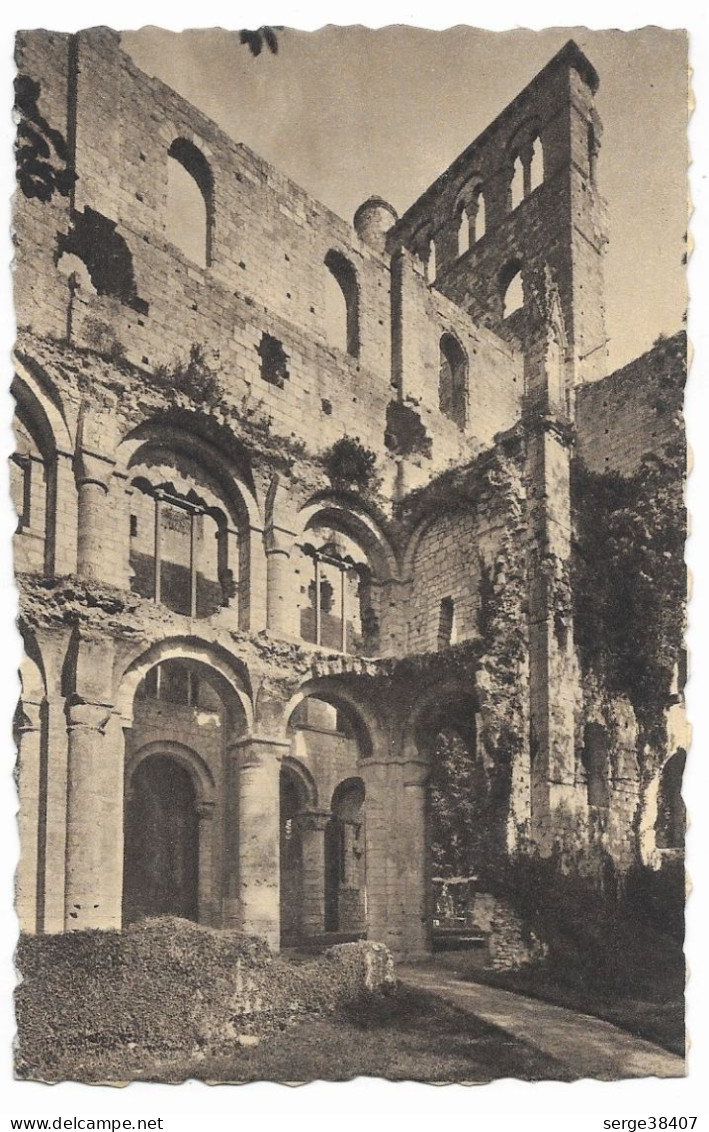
[15,917,393,1081]
[322,436,379,493]
[151,344,224,408]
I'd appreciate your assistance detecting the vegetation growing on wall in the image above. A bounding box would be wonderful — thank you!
[571,443,686,737]
[322,436,379,494]
[152,344,224,409]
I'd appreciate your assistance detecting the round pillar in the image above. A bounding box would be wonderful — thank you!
[64,702,125,930]
[15,700,42,934]
[234,737,287,950]
[76,478,109,580]
[266,547,291,636]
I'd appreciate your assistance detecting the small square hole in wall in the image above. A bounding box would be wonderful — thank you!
[321,398,332,415]
[130,514,138,537]
[258,332,289,389]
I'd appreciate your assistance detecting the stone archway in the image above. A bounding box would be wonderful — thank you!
[123,753,200,923]
[325,777,366,934]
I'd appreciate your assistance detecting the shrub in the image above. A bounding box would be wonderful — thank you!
[322,436,379,493]
[15,917,393,1080]
[151,344,224,408]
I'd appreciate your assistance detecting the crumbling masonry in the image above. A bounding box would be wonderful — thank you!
[12,31,686,955]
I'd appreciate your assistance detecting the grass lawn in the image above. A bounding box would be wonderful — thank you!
[43,985,574,1085]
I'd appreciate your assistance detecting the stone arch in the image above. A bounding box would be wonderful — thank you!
[501,259,524,319]
[12,360,73,455]
[298,495,399,582]
[123,749,203,924]
[439,331,468,428]
[324,249,360,357]
[281,755,319,809]
[285,679,379,759]
[402,679,479,763]
[167,136,215,267]
[325,776,367,934]
[296,495,399,655]
[118,413,261,626]
[116,636,253,731]
[655,748,686,851]
[126,738,216,806]
[11,367,71,576]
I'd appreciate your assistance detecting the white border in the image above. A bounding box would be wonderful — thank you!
[0,1,706,1122]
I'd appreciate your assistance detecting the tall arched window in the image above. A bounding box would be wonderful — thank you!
[324,250,359,357]
[457,208,470,257]
[530,134,544,191]
[167,138,214,268]
[510,155,524,209]
[439,333,467,428]
[501,262,524,318]
[473,189,486,242]
[438,597,457,649]
[426,236,437,284]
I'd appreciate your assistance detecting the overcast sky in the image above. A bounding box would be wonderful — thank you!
[122,24,688,374]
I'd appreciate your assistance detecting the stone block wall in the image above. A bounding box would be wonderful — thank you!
[575,332,686,476]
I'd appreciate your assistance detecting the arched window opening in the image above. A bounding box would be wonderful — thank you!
[167,138,214,268]
[12,408,51,574]
[473,189,486,242]
[501,263,524,319]
[438,597,457,650]
[426,236,437,284]
[656,749,686,850]
[588,123,598,183]
[457,208,470,257]
[510,155,524,209]
[123,755,199,923]
[439,333,467,428]
[530,134,544,191]
[324,250,359,357]
[325,778,366,934]
[134,660,225,720]
[297,527,378,655]
[581,723,610,809]
[130,480,233,619]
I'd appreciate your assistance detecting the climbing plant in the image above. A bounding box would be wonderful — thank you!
[571,443,686,737]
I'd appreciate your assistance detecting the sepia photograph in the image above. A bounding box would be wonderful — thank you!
[8,16,691,1089]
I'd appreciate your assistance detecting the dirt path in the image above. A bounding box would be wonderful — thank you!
[398,963,685,1081]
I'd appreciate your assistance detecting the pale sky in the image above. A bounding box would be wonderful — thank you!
[123,25,689,374]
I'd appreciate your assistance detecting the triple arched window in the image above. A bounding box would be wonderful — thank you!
[509,132,544,210]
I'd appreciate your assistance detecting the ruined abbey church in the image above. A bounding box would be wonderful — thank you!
[12,30,686,956]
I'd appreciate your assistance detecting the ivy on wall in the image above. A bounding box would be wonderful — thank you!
[571,442,686,738]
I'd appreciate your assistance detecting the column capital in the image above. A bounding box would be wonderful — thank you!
[229,734,289,769]
[196,800,216,821]
[295,809,331,833]
[16,701,42,734]
[66,700,113,733]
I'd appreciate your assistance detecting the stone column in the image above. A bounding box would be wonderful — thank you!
[15,700,42,934]
[52,450,79,576]
[234,736,287,950]
[197,800,216,926]
[64,702,125,930]
[74,398,118,583]
[296,810,330,938]
[265,546,291,636]
[397,759,430,957]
